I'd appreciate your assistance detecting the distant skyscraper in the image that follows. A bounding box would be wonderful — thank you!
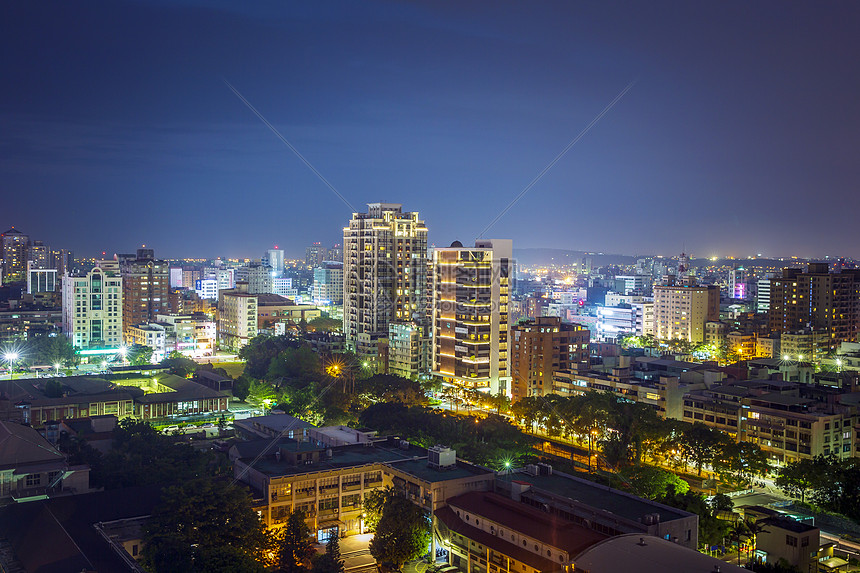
[169,267,184,289]
[242,262,273,295]
[768,264,860,351]
[119,249,171,337]
[312,261,344,305]
[327,244,343,262]
[27,240,49,269]
[431,239,512,395]
[267,247,285,276]
[62,265,123,349]
[50,248,73,277]
[343,203,429,354]
[1,227,29,282]
[305,242,327,267]
[730,266,747,299]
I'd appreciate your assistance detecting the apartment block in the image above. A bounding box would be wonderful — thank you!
[119,249,170,337]
[652,279,719,343]
[62,266,123,349]
[217,283,258,351]
[432,239,512,395]
[510,317,589,401]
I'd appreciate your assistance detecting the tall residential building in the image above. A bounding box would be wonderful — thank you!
[652,277,719,343]
[388,321,422,380]
[312,261,344,305]
[118,249,171,337]
[241,262,273,295]
[768,264,860,352]
[327,244,343,262]
[62,266,123,349]
[343,203,428,352]
[510,316,590,401]
[267,248,285,276]
[49,249,73,277]
[27,240,49,269]
[756,275,773,313]
[217,282,258,351]
[431,239,512,395]
[305,242,327,267]
[1,227,29,282]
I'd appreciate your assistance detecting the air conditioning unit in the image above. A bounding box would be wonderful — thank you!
[524,464,539,476]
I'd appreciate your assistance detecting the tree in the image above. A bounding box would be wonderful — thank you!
[233,375,253,401]
[267,346,322,387]
[678,422,729,476]
[127,344,154,365]
[622,465,690,499]
[161,351,198,377]
[307,316,342,333]
[774,459,816,503]
[714,441,770,487]
[141,478,268,573]
[44,378,63,398]
[274,510,316,573]
[312,534,344,573]
[31,334,77,366]
[239,335,300,379]
[369,491,431,570]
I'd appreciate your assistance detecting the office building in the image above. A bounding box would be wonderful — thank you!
[305,242,327,267]
[431,239,512,395]
[118,249,170,337]
[217,282,258,350]
[1,227,29,282]
[125,323,166,360]
[240,262,273,295]
[49,248,73,277]
[312,261,344,305]
[267,248,285,276]
[343,203,428,355]
[272,277,297,299]
[652,278,719,343]
[27,261,57,294]
[327,244,343,262]
[388,321,423,380]
[769,264,860,352]
[27,240,49,269]
[62,266,123,349]
[511,317,589,401]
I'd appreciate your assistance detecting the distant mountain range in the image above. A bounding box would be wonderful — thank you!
[512,248,848,268]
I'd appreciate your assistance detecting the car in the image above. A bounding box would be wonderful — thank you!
[200,423,215,429]
[162,425,180,433]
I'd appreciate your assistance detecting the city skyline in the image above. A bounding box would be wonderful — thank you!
[4,2,860,259]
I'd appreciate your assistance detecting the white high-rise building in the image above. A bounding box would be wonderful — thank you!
[312,262,344,305]
[431,239,512,395]
[217,283,258,351]
[267,248,285,276]
[343,203,428,351]
[62,267,123,349]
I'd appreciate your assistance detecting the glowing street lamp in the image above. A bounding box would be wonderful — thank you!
[54,363,61,376]
[4,351,19,379]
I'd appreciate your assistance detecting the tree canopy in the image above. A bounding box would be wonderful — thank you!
[369,488,431,569]
[141,478,269,573]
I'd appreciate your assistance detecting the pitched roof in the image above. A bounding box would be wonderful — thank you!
[0,420,65,470]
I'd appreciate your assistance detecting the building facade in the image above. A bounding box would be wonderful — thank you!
[511,317,590,401]
[343,203,428,358]
[431,239,512,395]
[652,279,719,343]
[217,283,258,351]
[119,249,170,338]
[62,267,123,349]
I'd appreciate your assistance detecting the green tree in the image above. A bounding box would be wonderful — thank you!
[239,335,300,379]
[312,534,344,573]
[307,316,342,333]
[369,491,431,570]
[44,378,63,398]
[233,374,253,401]
[161,351,198,377]
[267,345,322,387]
[31,334,77,366]
[774,458,816,503]
[274,510,315,573]
[141,478,268,573]
[678,422,729,477]
[127,344,154,365]
[714,441,770,487]
[622,465,690,499]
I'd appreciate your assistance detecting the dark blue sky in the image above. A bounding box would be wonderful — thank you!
[3,1,860,259]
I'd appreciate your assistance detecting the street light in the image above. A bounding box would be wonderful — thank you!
[4,351,19,380]
[54,363,61,376]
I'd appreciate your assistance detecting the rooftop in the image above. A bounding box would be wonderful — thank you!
[760,515,818,534]
[573,533,746,573]
[133,375,226,404]
[0,420,65,470]
[244,442,415,478]
[503,469,690,524]
[387,457,494,483]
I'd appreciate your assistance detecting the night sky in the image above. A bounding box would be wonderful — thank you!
[3,1,860,260]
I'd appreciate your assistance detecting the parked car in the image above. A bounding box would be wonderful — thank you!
[162,425,180,433]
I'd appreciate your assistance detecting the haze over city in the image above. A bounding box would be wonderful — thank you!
[4,1,860,258]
